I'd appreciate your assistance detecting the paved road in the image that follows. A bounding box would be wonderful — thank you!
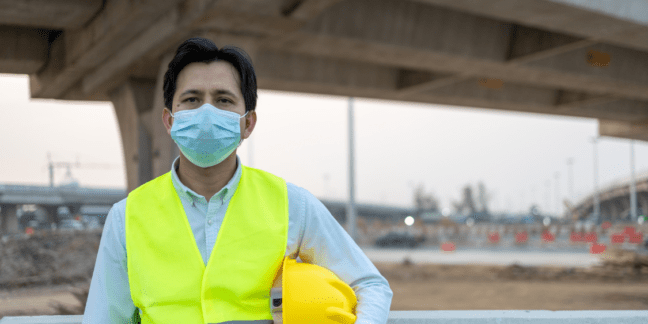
[359,246,601,268]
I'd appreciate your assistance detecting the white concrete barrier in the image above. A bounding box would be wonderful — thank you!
[2,311,648,323]
[0,316,82,324]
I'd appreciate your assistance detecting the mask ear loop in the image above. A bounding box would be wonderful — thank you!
[237,110,251,148]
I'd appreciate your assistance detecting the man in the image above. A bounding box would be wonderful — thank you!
[82,37,393,324]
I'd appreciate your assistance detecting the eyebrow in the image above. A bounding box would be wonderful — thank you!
[179,89,238,99]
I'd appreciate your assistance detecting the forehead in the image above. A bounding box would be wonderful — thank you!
[175,61,242,97]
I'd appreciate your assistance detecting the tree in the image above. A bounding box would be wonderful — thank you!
[453,184,477,216]
[477,181,490,213]
[414,183,440,213]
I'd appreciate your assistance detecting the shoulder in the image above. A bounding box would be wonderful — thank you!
[285,182,312,201]
[108,198,127,241]
[109,197,127,220]
[285,182,327,212]
[285,181,306,198]
[247,167,324,210]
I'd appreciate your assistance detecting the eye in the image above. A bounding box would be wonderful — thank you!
[218,98,233,104]
[182,97,199,103]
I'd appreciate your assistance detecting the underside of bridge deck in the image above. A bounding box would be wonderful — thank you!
[1,0,647,191]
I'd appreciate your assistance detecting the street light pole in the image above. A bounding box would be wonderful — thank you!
[347,97,357,243]
[592,137,600,224]
[47,152,54,187]
[567,158,574,203]
[545,179,551,215]
[554,172,560,217]
[630,140,637,222]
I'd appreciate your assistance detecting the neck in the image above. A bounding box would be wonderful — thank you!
[176,152,238,202]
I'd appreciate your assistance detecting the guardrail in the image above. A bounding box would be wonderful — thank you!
[2,311,648,323]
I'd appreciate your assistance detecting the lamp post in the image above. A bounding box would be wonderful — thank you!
[554,172,560,217]
[630,140,637,222]
[567,158,574,203]
[591,137,600,224]
[545,179,551,215]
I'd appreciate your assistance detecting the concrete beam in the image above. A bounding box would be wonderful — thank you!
[411,0,648,52]
[599,119,648,142]
[289,0,347,20]
[0,0,103,29]
[76,0,345,98]
[0,26,49,74]
[81,9,180,97]
[562,99,648,124]
[80,0,272,97]
[256,50,400,99]
[30,0,185,99]
[545,0,648,27]
[200,0,345,20]
[268,0,648,101]
[254,48,641,123]
[394,38,596,99]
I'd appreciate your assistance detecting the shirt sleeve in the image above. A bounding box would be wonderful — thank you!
[296,187,393,324]
[82,199,139,324]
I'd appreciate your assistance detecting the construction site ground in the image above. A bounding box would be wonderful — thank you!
[1,230,648,319]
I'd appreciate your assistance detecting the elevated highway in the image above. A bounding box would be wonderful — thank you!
[0,183,413,234]
[571,169,648,222]
[2,0,648,193]
[0,183,126,234]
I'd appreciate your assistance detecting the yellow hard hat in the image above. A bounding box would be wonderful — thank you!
[271,256,357,324]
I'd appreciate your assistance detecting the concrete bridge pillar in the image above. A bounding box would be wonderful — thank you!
[609,200,619,221]
[67,204,81,217]
[109,53,177,193]
[0,204,19,235]
[638,194,648,216]
[43,205,60,227]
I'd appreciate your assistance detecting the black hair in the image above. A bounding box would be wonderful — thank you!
[163,37,257,113]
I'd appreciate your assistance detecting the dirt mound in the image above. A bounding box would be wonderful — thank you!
[0,230,101,289]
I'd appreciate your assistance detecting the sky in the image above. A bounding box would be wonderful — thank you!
[2,73,648,216]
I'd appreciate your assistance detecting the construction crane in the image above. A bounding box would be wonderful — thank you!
[45,152,121,187]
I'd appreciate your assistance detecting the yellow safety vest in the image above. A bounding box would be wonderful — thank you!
[125,165,288,324]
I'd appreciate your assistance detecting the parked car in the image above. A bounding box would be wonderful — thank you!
[375,232,420,248]
[58,219,84,231]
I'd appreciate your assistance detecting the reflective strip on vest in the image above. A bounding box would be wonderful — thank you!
[126,166,289,324]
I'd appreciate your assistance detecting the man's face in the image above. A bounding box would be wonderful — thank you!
[164,60,254,139]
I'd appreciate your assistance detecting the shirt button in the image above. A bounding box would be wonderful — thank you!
[208,219,213,225]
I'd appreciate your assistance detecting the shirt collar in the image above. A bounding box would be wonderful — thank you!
[170,155,243,204]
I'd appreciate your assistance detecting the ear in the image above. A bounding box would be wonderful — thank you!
[242,110,257,139]
[163,108,174,135]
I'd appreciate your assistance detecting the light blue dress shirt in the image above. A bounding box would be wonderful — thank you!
[82,155,393,324]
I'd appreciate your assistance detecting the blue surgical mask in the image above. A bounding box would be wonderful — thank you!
[170,103,249,168]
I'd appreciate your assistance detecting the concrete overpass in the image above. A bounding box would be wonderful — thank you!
[0,183,126,234]
[570,169,648,222]
[0,182,413,234]
[2,0,648,193]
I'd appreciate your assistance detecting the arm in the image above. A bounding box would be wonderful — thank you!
[296,188,393,324]
[82,200,139,323]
